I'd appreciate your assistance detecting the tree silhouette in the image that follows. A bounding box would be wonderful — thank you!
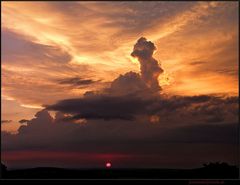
[1,162,7,178]
[203,162,236,169]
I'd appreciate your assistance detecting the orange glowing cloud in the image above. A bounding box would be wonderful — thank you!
[1,1,238,134]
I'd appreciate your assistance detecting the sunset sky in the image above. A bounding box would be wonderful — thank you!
[1,1,239,169]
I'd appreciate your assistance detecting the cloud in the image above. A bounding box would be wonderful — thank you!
[45,38,238,123]
[46,37,167,120]
[1,29,87,105]
[18,119,29,124]
[46,94,149,121]
[46,92,238,124]
[17,110,54,136]
[2,109,238,150]
[2,29,72,65]
[131,37,163,91]
[1,120,12,124]
[163,123,238,144]
[214,69,238,77]
[2,109,238,168]
[58,77,100,87]
[189,61,206,66]
[106,71,149,96]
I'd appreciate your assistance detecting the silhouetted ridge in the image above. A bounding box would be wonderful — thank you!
[1,162,238,179]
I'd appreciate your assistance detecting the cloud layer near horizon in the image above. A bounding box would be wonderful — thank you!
[2,106,238,168]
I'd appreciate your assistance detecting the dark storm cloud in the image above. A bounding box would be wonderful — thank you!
[1,109,238,153]
[205,116,224,123]
[46,92,238,123]
[131,37,163,91]
[163,123,238,144]
[150,95,213,112]
[224,96,239,104]
[1,120,12,124]
[46,94,150,120]
[58,77,100,87]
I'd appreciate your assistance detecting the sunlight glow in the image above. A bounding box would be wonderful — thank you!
[21,104,43,109]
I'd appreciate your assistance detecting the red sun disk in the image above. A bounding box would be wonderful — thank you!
[106,162,111,168]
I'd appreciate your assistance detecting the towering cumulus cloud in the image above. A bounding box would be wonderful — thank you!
[131,37,164,91]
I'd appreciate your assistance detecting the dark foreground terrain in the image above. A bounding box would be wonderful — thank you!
[1,163,239,179]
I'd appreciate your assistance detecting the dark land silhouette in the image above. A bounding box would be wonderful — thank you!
[1,162,239,179]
